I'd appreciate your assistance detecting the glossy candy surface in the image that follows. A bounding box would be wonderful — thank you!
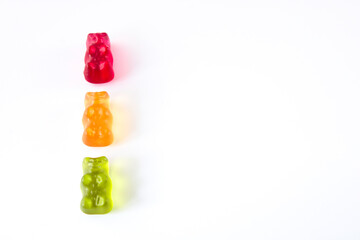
[81,156,113,214]
[84,33,114,84]
[82,91,113,147]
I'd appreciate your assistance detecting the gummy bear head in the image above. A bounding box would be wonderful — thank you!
[86,33,110,48]
[83,156,109,174]
[84,91,110,108]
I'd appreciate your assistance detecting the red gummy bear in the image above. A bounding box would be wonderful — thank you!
[84,33,114,84]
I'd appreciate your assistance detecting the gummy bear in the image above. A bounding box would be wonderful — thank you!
[84,33,114,84]
[81,156,113,214]
[82,91,113,147]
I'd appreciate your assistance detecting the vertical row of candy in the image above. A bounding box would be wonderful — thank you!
[80,33,114,214]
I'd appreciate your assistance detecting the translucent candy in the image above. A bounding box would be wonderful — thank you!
[84,33,114,84]
[82,91,113,147]
[80,156,113,214]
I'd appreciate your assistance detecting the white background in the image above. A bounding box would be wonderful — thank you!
[0,0,359,239]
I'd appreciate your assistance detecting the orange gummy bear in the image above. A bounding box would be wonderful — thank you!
[82,91,113,147]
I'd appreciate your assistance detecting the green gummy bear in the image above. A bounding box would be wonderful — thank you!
[80,156,113,214]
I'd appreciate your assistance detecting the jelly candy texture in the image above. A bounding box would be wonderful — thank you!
[81,156,113,214]
[82,91,113,147]
[84,33,114,84]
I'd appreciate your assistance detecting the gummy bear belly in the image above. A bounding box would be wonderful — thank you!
[82,126,113,147]
[84,60,114,84]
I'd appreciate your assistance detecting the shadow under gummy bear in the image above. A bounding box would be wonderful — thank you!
[111,43,132,82]
[110,157,138,211]
[108,98,136,211]
[110,98,132,145]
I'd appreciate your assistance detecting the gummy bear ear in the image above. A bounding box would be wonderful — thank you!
[86,33,98,48]
[98,33,111,47]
